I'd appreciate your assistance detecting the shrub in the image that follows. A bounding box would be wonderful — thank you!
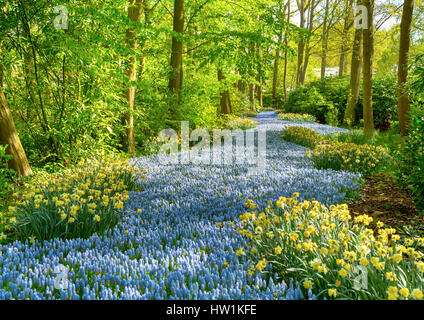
[307,141,390,176]
[9,157,145,242]
[237,196,424,300]
[396,107,424,212]
[285,86,337,125]
[278,113,317,123]
[242,110,258,118]
[281,126,322,149]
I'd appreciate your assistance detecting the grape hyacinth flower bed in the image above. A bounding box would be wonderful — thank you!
[0,111,361,300]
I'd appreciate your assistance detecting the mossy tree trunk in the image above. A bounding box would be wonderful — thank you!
[398,0,414,136]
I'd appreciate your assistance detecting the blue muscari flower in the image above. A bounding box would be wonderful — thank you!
[0,111,359,300]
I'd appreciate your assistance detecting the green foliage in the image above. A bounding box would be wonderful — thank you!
[281,126,322,149]
[285,86,338,125]
[396,106,424,212]
[285,76,400,130]
[10,157,145,242]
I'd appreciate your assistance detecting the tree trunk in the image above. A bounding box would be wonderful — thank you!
[256,74,263,108]
[296,0,305,85]
[0,87,32,177]
[362,0,375,137]
[218,69,232,114]
[300,0,315,85]
[272,33,282,109]
[283,0,291,103]
[168,0,185,97]
[320,0,330,79]
[398,0,414,136]
[123,0,144,154]
[344,20,363,127]
[339,0,354,77]
[249,83,256,112]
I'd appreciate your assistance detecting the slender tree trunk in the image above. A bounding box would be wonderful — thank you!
[168,0,185,97]
[344,22,363,126]
[283,0,291,103]
[398,0,414,136]
[362,0,375,137]
[321,0,330,79]
[123,0,144,154]
[218,69,232,114]
[249,83,256,112]
[296,0,305,85]
[300,0,315,85]
[0,87,32,177]
[272,32,282,109]
[339,0,354,76]
[256,74,263,108]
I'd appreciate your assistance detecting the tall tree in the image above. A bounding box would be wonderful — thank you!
[0,86,32,177]
[339,0,354,76]
[168,0,185,97]
[123,0,144,154]
[344,0,363,127]
[320,0,330,79]
[218,69,232,114]
[398,0,414,136]
[283,0,291,103]
[362,0,375,137]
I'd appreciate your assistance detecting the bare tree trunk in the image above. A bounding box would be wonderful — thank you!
[249,83,256,112]
[123,0,144,154]
[0,87,32,177]
[256,74,263,108]
[398,0,414,136]
[344,20,363,127]
[362,0,375,137]
[296,0,305,85]
[283,0,291,103]
[272,33,282,109]
[321,0,330,79]
[218,69,232,114]
[339,0,354,76]
[300,0,315,85]
[168,0,185,97]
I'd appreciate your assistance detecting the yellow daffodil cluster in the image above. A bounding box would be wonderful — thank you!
[307,140,389,176]
[10,157,146,242]
[278,113,317,123]
[281,126,322,149]
[224,115,258,131]
[236,194,424,300]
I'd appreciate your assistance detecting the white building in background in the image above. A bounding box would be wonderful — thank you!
[313,67,340,78]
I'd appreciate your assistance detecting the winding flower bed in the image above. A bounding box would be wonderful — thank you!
[0,111,360,300]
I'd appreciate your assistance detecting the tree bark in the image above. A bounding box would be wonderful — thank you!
[344,19,363,127]
[283,0,291,103]
[218,69,232,114]
[0,86,32,177]
[362,0,375,137]
[296,0,305,85]
[123,0,144,154]
[168,0,185,97]
[320,0,330,79]
[339,0,354,76]
[398,0,414,136]
[249,83,256,112]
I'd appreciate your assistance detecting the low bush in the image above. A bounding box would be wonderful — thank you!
[307,141,390,176]
[9,157,145,242]
[278,113,317,123]
[237,196,424,300]
[281,126,322,149]
[0,145,14,200]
